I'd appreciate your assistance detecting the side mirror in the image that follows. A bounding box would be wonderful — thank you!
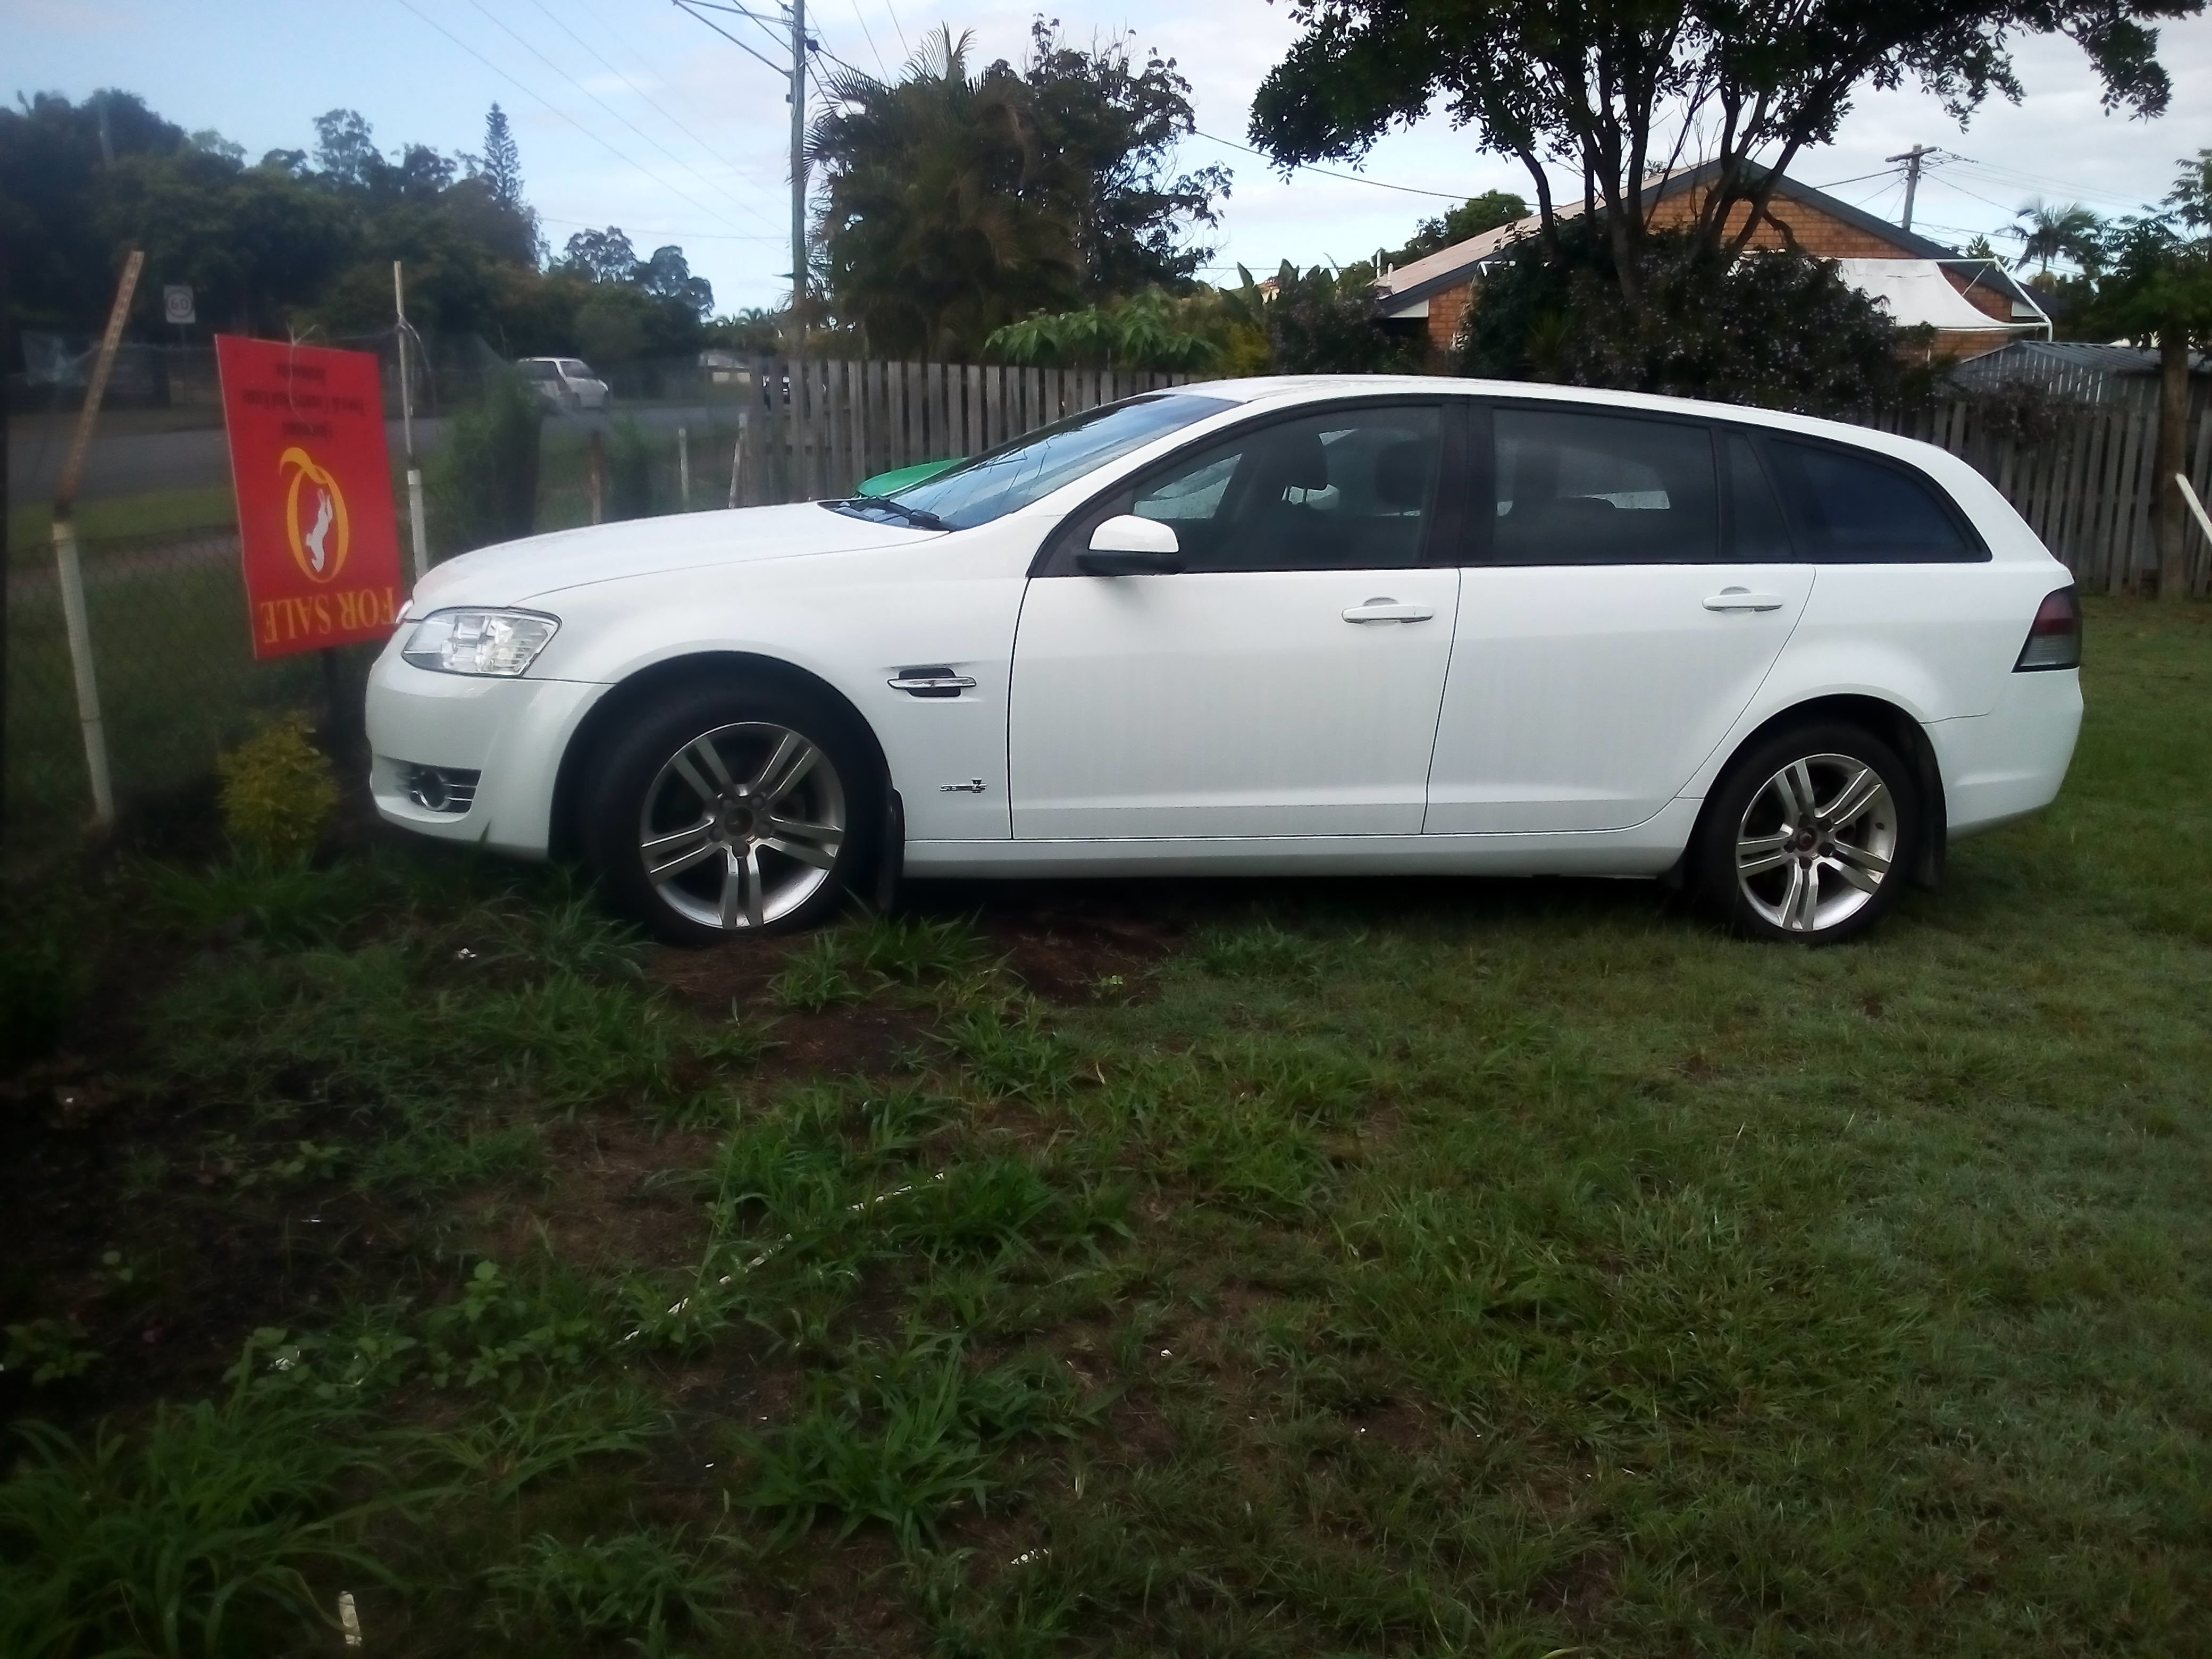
[1077,514,1183,576]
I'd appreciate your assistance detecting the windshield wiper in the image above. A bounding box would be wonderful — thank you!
[826,498,950,531]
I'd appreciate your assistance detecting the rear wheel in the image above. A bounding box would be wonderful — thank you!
[584,682,879,943]
[1694,721,1921,944]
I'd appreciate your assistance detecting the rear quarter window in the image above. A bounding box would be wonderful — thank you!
[1763,435,1985,563]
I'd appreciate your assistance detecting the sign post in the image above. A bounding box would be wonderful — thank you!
[215,337,404,665]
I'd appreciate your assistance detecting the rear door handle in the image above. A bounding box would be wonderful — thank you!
[1703,588,1787,613]
[1342,599,1435,624]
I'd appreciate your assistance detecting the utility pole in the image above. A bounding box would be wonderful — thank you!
[1887,145,1938,234]
[789,0,807,373]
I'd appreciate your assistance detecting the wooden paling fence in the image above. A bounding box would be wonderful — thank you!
[1870,398,2212,597]
[723,359,1193,508]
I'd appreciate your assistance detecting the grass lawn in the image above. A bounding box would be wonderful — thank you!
[1,597,2207,1656]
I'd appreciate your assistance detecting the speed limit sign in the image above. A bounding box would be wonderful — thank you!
[163,284,196,326]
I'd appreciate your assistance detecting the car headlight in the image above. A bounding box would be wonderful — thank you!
[400,608,560,676]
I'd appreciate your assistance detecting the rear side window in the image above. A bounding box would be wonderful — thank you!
[1492,409,1716,563]
[1723,431,1795,561]
[1762,436,1979,562]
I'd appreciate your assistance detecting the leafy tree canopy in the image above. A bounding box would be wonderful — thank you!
[1250,0,2202,303]
[1381,189,1528,267]
[809,21,1228,359]
[0,90,707,365]
[1457,217,1928,413]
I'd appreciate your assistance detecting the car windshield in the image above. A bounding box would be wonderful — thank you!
[836,392,1237,530]
[562,359,592,377]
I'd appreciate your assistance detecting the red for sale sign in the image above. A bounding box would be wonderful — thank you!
[216,336,404,659]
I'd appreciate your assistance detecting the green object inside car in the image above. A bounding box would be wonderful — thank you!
[856,457,963,497]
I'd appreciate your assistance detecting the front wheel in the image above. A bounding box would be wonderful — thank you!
[584,683,879,943]
[1693,722,1921,944]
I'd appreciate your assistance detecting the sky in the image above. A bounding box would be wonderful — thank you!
[10,0,2212,317]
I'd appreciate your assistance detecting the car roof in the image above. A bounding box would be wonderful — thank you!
[1178,372,1976,478]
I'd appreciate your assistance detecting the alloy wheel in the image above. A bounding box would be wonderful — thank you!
[1733,752,1897,934]
[636,722,846,931]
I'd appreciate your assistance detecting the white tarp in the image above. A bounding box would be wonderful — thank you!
[1836,259,2019,332]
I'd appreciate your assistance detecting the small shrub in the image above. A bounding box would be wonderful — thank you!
[606,416,656,520]
[215,715,338,861]
[427,369,544,556]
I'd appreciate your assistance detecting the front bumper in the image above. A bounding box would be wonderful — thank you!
[365,642,607,856]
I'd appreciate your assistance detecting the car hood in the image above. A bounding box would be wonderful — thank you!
[407,502,940,610]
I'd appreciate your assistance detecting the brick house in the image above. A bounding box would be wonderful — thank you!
[1374,158,2050,363]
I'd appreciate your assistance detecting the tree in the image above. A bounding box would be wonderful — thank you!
[1385,189,1528,266]
[312,108,383,190]
[2089,150,2212,600]
[481,103,523,209]
[561,226,639,283]
[808,23,1229,358]
[636,245,714,317]
[1250,0,2200,311]
[1458,216,1926,413]
[808,28,1083,358]
[2010,200,2106,276]
[1016,19,1229,297]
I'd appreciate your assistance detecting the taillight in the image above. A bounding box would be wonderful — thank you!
[2015,586,2081,672]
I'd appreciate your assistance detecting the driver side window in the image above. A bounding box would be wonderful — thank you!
[1048,404,1444,574]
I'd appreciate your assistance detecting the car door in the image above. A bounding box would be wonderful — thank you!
[1425,406,1814,834]
[1008,401,1461,839]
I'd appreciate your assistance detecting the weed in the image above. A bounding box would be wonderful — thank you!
[771,933,867,1010]
[2,1318,101,1386]
[938,1004,1085,1101]
[484,1524,725,1656]
[0,1397,395,1658]
[145,850,375,947]
[739,1337,1069,1551]
[408,1385,661,1504]
[847,913,990,984]
[422,1260,604,1393]
[1191,918,1322,979]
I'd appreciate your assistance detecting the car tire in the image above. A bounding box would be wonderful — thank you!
[583,680,881,944]
[1692,720,1921,945]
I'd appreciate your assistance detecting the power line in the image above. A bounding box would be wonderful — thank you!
[669,0,790,80]
[465,0,772,232]
[388,0,764,238]
[881,0,909,59]
[522,0,781,224]
[561,0,784,191]
[1189,129,1464,201]
[844,0,887,74]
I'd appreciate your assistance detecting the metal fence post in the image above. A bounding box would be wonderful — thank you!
[50,520,115,825]
[678,424,692,508]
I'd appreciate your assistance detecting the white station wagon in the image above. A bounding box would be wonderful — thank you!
[366,376,2083,945]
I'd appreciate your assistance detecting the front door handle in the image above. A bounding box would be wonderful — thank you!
[1703,588,1787,613]
[1342,598,1436,624]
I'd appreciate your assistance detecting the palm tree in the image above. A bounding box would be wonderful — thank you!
[808,29,1082,359]
[2009,200,2106,278]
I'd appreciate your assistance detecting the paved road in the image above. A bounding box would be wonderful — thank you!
[7,403,742,503]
